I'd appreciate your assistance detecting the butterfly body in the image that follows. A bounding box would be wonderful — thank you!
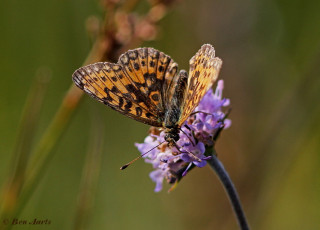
[162,69,189,143]
[72,44,222,146]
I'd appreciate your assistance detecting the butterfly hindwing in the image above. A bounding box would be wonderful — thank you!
[118,47,179,114]
[178,44,222,125]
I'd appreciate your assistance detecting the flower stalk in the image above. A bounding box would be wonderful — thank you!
[207,153,250,230]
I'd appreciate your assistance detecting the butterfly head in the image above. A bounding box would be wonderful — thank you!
[164,126,180,145]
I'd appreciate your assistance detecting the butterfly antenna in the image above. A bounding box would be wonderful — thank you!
[120,141,165,170]
[179,127,195,146]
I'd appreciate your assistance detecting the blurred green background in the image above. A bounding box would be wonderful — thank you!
[1,0,320,229]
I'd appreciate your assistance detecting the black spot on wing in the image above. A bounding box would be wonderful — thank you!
[134,63,140,70]
[158,65,164,72]
[136,107,142,116]
[111,86,120,94]
[119,97,124,108]
[149,61,155,67]
[151,93,159,101]
[125,84,135,93]
[102,88,114,102]
[146,112,153,118]
[124,83,150,104]
[124,101,133,111]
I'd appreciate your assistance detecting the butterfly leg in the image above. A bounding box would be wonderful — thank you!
[211,108,232,142]
[182,124,201,146]
[172,142,202,162]
[178,127,196,146]
[190,111,213,116]
[190,107,232,117]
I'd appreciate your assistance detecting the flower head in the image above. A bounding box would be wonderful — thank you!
[135,80,231,192]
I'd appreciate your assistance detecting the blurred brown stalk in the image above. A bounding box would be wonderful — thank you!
[73,111,104,230]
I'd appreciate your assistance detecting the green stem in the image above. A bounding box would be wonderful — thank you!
[207,154,250,230]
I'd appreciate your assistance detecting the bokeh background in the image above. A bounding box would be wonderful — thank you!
[1,0,320,229]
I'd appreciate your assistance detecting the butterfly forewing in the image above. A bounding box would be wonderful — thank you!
[73,62,162,127]
[178,44,222,125]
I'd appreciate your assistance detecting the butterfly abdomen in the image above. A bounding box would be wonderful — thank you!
[163,70,188,140]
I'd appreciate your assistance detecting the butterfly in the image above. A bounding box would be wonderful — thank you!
[72,44,222,146]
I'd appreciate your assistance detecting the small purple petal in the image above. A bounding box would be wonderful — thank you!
[182,163,193,177]
[150,169,165,192]
[224,119,232,129]
[194,160,207,168]
[223,98,230,106]
[181,153,192,162]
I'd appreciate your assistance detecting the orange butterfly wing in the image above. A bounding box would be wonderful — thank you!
[72,47,179,127]
[178,44,222,125]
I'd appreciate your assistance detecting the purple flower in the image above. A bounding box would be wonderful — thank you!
[135,80,231,192]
